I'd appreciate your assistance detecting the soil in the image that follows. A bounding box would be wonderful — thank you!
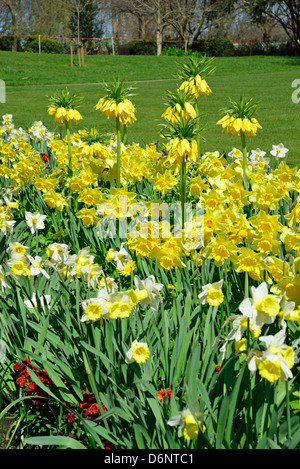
[0,399,17,449]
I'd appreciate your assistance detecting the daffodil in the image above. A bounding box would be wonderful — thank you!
[27,255,50,279]
[239,282,281,330]
[129,275,163,310]
[0,265,10,292]
[6,253,31,278]
[270,143,289,160]
[6,242,29,257]
[125,339,150,364]
[198,279,224,306]
[248,329,295,383]
[25,211,47,235]
[234,247,266,281]
[270,275,300,306]
[81,292,110,323]
[24,292,51,313]
[167,404,206,440]
[76,207,99,228]
[46,243,70,266]
[201,234,238,267]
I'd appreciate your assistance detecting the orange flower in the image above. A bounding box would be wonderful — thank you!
[157,388,172,402]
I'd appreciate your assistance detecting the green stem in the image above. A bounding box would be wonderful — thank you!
[194,100,200,157]
[65,122,72,175]
[123,125,128,145]
[285,380,292,440]
[240,131,249,190]
[36,230,39,257]
[116,117,122,188]
[180,156,187,229]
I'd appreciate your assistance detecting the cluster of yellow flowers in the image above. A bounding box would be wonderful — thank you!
[0,62,299,410]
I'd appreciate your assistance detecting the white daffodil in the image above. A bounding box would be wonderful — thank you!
[24,292,51,313]
[113,243,132,271]
[198,279,224,306]
[125,339,150,364]
[46,243,70,266]
[128,275,164,310]
[80,290,111,323]
[27,255,50,279]
[0,265,10,292]
[248,329,294,382]
[6,242,29,256]
[249,148,266,161]
[98,276,118,294]
[25,211,47,234]
[279,298,297,328]
[80,263,103,290]
[239,282,281,330]
[228,148,243,160]
[270,143,289,160]
[65,247,94,277]
[0,218,16,235]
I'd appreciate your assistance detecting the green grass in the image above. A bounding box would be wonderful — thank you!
[0,51,299,165]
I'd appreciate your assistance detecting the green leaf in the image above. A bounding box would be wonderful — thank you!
[25,436,87,449]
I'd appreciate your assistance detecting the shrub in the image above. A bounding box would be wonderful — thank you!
[0,36,22,51]
[128,39,157,55]
[24,37,66,54]
[192,37,235,57]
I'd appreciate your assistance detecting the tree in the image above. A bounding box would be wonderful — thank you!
[245,0,300,52]
[68,0,95,43]
[0,0,23,51]
[123,0,175,55]
[28,0,72,37]
[70,0,103,40]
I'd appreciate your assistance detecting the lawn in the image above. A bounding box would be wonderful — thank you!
[0,51,300,165]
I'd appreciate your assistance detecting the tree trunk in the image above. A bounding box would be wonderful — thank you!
[156,26,163,55]
[12,35,17,52]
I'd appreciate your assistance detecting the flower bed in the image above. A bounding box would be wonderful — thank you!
[0,56,299,450]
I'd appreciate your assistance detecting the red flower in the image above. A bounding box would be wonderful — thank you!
[16,375,28,388]
[66,412,76,424]
[41,153,49,164]
[157,388,172,402]
[13,358,53,407]
[103,440,113,449]
[80,391,107,420]
[88,403,100,418]
[215,365,221,373]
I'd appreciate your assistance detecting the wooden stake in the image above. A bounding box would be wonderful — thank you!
[78,45,81,67]
[70,45,73,67]
[81,46,84,67]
